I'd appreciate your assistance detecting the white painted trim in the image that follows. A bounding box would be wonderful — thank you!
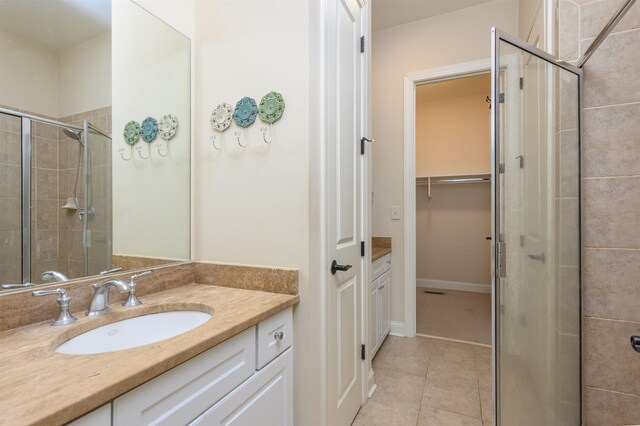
[367,370,376,398]
[389,321,405,337]
[403,59,491,341]
[416,278,491,294]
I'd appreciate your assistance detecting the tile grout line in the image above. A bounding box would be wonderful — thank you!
[474,347,484,422]
[415,348,431,426]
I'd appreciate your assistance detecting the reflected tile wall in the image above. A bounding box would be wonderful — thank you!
[559,0,640,422]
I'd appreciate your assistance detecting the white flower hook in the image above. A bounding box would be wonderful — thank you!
[260,125,272,144]
[135,145,150,160]
[211,133,223,151]
[118,146,133,161]
[234,130,247,148]
[156,142,169,157]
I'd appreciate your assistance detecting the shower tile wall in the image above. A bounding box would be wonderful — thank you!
[559,0,640,423]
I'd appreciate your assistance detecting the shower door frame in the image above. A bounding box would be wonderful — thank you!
[491,28,583,425]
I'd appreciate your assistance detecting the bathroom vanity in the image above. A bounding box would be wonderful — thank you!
[0,263,298,426]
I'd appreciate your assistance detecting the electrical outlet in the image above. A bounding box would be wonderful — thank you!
[391,206,400,220]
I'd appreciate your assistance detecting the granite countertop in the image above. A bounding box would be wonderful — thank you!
[372,247,392,262]
[0,284,298,426]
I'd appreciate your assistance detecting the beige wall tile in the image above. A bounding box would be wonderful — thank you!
[35,199,59,232]
[0,198,21,232]
[559,0,580,61]
[32,122,58,140]
[0,131,21,165]
[581,0,640,39]
[35,230,58,261]
[559,266,580,334]
[35,168,58,200]
[584,317,640,395]
[584,386,640,425]
[560,129,580,197]
[583,29,640,108]
[34,137,58,170]
[584,103,640,177]
[584,177,640,248]
[560,198,580,266]
[0,165,21,198]
[584,248,640,322]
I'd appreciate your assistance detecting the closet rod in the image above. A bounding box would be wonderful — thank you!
[416,177,490,185]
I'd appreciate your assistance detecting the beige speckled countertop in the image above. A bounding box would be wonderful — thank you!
[372,236,392,262]
[0,284,298,426]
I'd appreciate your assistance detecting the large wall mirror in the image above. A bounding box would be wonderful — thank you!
[0,0,191,292]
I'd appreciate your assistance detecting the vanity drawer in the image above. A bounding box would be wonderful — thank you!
[372,256,385,281]
[256,307,292,369]
[113,326,256,426]
[67,404,111,426]
[383,253,391,272]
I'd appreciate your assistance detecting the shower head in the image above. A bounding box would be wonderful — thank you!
[63,128,82,141]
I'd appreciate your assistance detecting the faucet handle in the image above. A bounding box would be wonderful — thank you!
[32,288,77,326]
[123,270,152,307]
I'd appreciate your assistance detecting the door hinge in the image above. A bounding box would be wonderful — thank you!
[497,242,507,278]
[520,77,524,89]
[361,344,366,360]
[498,163,505,174]
[498,93,505,103]
[360,36,365,53]
[361,241,365,257]
[516,155,524,169]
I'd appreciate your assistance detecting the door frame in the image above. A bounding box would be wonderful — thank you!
[402,58,492,338]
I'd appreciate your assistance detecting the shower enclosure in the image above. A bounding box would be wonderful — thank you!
[492,29,582,425]
[0,107,112,287]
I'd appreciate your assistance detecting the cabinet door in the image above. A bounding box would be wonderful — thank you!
[379,270,391,339]
[68,404,111,426]
[191,348,293,426]
[369,278,379,359]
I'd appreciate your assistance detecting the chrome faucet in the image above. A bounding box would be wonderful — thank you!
[123,270,152,307]
[87,279,130,317]
[40,270,70,283]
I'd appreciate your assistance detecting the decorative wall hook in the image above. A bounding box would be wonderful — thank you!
[260,126,272,144]
[118,147,133,161]
[211,134,223,151]
[234,130,246,148]
[135,145,150,159]
[156,143,169,157]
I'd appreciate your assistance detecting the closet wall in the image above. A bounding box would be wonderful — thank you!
[416,74,491,291]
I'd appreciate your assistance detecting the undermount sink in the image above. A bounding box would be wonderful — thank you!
[56,311,212,355]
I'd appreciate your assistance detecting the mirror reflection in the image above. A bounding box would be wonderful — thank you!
[0,0,191,292]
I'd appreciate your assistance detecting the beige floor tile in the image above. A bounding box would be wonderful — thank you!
[427,354,477,380]
[418,406,483,426]
[421,377,481,418]
[352,399,420,426]
[377,336,431,376]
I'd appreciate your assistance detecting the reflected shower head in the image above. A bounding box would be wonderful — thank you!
[63,128,82,141]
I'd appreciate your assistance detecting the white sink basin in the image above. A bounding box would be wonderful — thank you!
[56,311,212,355]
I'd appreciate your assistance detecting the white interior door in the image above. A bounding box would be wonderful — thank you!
[326,0,363,425]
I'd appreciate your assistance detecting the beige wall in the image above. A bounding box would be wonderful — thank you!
[416,74,491,177]
[0,29,59,118]
[372,0,519,324]
[559,0,640,422]
[192,2,316,425]
[58,32,111,118]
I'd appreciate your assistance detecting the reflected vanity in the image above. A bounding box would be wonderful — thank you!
[0,0,191,292]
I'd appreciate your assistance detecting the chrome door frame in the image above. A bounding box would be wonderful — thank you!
[490,27,583,426]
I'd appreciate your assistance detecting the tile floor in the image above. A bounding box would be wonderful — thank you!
[353,335,492,426]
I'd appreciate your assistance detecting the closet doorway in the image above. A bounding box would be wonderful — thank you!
[414,73,492,345]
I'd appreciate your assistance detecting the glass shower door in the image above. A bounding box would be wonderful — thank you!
[492,29,581,425]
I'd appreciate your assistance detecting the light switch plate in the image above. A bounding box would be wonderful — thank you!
[391,206,400,220]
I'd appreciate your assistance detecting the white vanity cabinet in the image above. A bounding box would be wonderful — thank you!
[370,254,391,359]
[84,307,294,426]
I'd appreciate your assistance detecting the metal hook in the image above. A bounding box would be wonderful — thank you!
[118,146,133,161]
[156,143,169,157]
[234,130,246,148]
[211,134,223,151]
[135,145,150,159]
[260,126,272,144]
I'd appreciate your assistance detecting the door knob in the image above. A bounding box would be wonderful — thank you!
[331,260,352,275]
[631,336,640,353]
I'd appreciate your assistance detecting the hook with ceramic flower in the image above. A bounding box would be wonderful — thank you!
[156,114,178,157]
[233,97,258,147]
[210,103,233,150]
[258,91,285,144]
[136,116,158,159]
[120,120,140,161]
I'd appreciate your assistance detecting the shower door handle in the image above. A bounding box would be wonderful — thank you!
[528,253,546,263]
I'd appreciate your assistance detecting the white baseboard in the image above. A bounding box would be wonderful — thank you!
[389,321,405,336]
[416,278,491,294]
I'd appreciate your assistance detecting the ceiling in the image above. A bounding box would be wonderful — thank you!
[372,0,494,32]
[0,0,111,50]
